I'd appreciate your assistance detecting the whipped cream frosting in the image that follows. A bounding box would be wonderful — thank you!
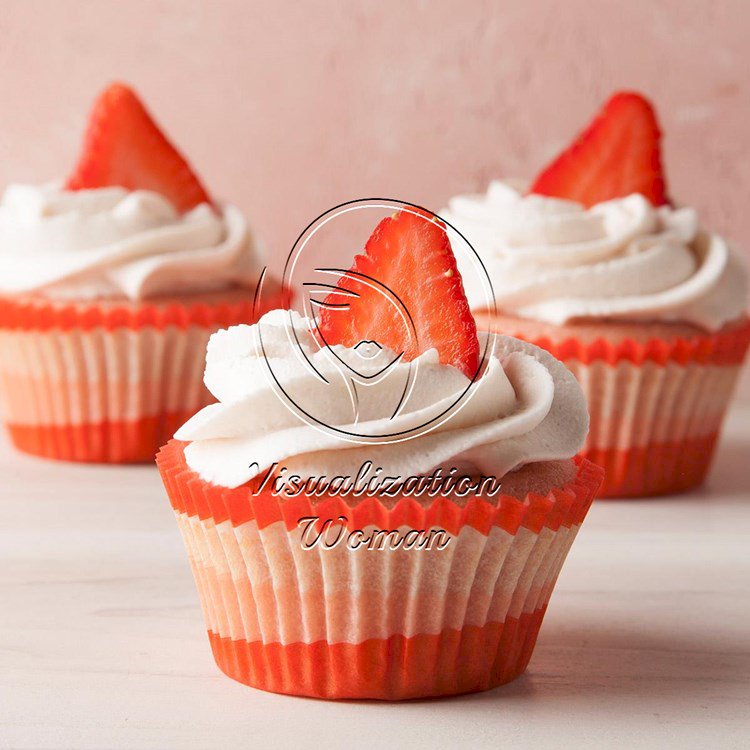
[0,184,264,300]
[443,181,747,331]
[176,310,588,489]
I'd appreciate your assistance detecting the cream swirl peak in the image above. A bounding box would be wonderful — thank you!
[175,309,588,489]
[0,183,263,300]
[443,180,747,331]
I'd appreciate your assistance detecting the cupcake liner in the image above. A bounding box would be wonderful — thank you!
[480,317,750,498]
[157,440,603,700]
[0,294,263,332]
[496,317,750,367]
[567,358,743,496]
[0,291,282,463]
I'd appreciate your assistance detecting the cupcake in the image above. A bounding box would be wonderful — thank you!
[443,92,749,497]
[157,207,603,700]
[0,83,283,462]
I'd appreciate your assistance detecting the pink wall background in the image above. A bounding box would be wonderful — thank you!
[1,0,749,395]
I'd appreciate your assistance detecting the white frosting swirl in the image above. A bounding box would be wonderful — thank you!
[443,181,747,331]
[0,184,264,300]
[176,310,588,489]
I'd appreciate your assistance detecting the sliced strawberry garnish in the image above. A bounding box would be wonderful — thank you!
[317,208,480,379]
[66,83,213,213]
[529,91,668,208]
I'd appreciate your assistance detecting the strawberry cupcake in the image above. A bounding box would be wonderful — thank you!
[0,83,282,462]
[443,92,749,497]
[157,208,603,699]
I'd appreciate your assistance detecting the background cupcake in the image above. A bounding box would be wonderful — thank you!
[158,208,603,699]
[0,83,283,463]
[444,92,749,497]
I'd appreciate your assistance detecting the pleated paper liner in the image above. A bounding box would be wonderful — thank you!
[7,413,198,464]
[0,290,277,331]
[475,314,750,498]
[157,440,604,699]
[205,613,547,700]
[472,313,750,367]
[0,288,285,463]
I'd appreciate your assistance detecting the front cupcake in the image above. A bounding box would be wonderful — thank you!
[157,207,602,700]
[444,92,749,497]
[0,83,283,462]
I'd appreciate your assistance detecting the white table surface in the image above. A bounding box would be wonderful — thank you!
[1,405,749,750]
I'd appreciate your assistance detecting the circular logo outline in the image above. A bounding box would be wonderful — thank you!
[253,198,497,445]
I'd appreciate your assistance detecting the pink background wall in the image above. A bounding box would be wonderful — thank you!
[1,0,749,394]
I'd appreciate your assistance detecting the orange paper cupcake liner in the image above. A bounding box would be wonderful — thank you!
[157,441,601,534]
[584,433,719,498]
[0,294,262,332]
[0,290,283,463]
[6,413,194,464]
[480,317,750,498]
[206,610,547,700]
[497,316,750,367]
[157,440,603,699]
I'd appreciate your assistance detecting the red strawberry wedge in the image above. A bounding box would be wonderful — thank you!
[317,208,480,380]
[530,91,668,208]
[66,83,213,213]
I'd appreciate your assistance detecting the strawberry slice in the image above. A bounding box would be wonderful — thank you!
[66,83,213,213]
[316,208,480,379]
[529,91,668,208]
